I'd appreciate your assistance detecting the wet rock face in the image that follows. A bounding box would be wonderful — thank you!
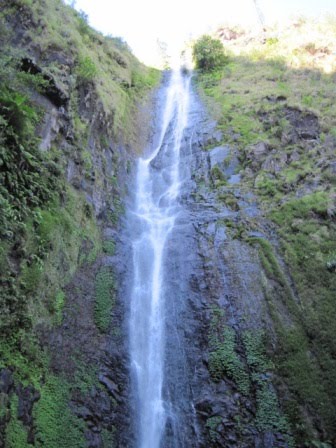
[143,84,293,447]
[0,369,40,446]
[0,369,14,448]
[2,12,133,221]
[16,385,40,444]
[42,244,134,448]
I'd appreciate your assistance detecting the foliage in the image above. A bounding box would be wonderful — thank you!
[76,55,97,82]
[34,376,85,448]
[54,290,65,325]
[5,395,30,448]
[217,192,239,210]
[196,21,336,441]
[242,330,272,373]
[192,35,229,71]
[0,1,161,446]
[131,67,161,91]
[102,239,116,256]
[206,416,222,442]
[209,326,250,394]
[243,331,292,442]
[0,88,60,240]
[207,308,293,440]
[101,427,116,447]
[254,383,290,433]
[94,267,115,332]
[0,331,48,388]
[208,309,250,394]
[211,166,227,187]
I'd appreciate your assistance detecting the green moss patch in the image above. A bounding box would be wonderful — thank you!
[94,267,116,333]
[34,376,85,448]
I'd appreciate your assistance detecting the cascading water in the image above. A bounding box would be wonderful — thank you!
[129,69,190,448]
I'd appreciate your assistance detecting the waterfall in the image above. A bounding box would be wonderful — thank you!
[129,69,191,448]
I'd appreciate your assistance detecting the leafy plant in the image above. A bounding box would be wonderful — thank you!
[5,395,30,448]
[34,376,85,448]
[192,35,229,71]
[54,290,65,325]
[206,416,222,442]
[94,267,115,332]
[76,56,97,82]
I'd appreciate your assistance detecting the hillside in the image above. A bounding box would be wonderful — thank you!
[0,1,159,446]
[193,17,336,447]
[1,2,336,447]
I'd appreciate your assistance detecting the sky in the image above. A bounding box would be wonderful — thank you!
[67,0,336,66]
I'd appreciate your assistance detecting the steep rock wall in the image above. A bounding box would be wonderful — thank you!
[0,1,159,446]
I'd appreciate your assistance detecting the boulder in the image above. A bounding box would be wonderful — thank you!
[208,146,231,170]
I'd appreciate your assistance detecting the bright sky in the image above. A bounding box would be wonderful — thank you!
[68,0,336,66]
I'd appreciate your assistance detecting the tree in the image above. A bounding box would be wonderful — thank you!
[192,35,228,71]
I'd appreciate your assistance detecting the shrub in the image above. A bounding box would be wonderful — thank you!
[76,56,97,82]
[192,35,228,71]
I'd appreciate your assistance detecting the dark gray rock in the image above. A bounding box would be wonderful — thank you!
[0,369,14,395]
[262,150,287,173]
[208,145,231,169]
[98,374,121,403]
[245,141,270,170]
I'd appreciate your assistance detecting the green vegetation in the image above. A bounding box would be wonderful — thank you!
[1,0,160,143]
[209,325,250,394]
[210,165,227,187]
[102,239,116,255]
[195,17,336,445]
[76,55,97,82]
[0,0,160,444]
[0,0,158,336]
[54,290,65,325]
[34,376,85,448]
[207,308,292,441]
[194,20,336,150]
[5,396,30,448]
[101,427,116,447]
[206,416,222,442]
[192,35,229,71]
[94,267,116,333]
[217,192,239,210]
[247,237,300,317]
[0,87,59,239]
[242,331,292,440]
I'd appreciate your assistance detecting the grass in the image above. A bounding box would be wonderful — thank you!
[20,187,102,329]
[0,1,161,446]
[211,166,228,187]
[195,20,336,153]
[1,0,161,144]
[217,192,239,210]
[195,17,336,444]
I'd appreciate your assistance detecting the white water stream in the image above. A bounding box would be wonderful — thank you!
[129,69,191,448]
